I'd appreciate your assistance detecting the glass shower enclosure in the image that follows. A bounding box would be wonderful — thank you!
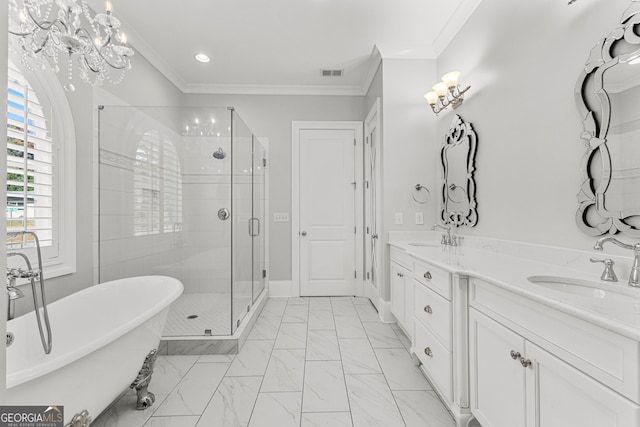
[98,106,266,336]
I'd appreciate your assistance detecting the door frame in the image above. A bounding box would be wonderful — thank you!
[292,121,364,298]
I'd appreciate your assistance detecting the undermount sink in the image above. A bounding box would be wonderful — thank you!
[527,275,640,308]
[408,242,440,247]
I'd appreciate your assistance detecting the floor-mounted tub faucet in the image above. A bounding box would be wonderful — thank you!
[432,224,456,246]
[6,231,53,354]
[593,236,640,287]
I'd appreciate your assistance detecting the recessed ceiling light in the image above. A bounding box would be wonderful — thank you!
[195,53,211,63]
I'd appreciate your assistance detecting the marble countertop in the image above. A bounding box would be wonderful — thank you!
[389,240,640,341]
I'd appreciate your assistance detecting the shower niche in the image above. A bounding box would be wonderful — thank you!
[98,106,267,342]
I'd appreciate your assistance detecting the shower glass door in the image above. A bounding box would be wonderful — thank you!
[252,137,266,301]
[231,111,253,333]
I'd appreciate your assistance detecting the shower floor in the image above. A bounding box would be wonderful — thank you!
[163,293,252,337]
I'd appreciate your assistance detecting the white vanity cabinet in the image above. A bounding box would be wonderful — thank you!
[470,279,640,427]
[412,259,472,426]
[389,247,412,335]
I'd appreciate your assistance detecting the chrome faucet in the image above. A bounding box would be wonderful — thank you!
[593,237,640,287]
[6,270,24,321]
[432,224,457,246]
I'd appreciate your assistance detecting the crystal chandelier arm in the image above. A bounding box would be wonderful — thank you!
[73,27,129,71]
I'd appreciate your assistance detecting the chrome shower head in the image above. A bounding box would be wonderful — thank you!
[213,148,226,159]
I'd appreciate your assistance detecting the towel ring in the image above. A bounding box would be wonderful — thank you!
[412,184,430,204]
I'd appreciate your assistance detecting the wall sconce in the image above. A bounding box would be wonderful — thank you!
[424,71,471,115]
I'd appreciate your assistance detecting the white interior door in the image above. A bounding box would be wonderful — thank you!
[363,99,382,308]
[296,126,361,296]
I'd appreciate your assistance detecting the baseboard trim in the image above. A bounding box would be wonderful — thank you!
[378,300,397,323]
[269,280,293,298]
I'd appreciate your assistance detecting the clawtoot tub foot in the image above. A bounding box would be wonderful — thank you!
[130,349,158,410]
[65,410,92,427]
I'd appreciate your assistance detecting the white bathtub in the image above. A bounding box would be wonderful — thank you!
[5,275,183,424]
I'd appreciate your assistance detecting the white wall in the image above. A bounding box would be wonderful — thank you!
[435,0,632,249]
[378,58,438,299]
[182,94,365,281]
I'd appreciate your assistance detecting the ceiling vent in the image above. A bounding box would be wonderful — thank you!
[321,69,344,77]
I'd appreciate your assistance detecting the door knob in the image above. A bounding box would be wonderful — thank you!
[301,231,307,236]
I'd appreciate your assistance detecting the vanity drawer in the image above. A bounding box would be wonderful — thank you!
[470,278,640,404]
[413,260,451,300]
[414,279,452,349]
[390,246,412,270]
[415,319,452,402]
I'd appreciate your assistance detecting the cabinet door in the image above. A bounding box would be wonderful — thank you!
[390,262,406,327]
[470,309,526,427]
[525,342,640,427]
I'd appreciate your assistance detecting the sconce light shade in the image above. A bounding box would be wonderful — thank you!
[441,71,460,89]
[432,82,448,98]
[424,91,439,105]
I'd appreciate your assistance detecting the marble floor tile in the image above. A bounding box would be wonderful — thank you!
[355,304,380,322]
[374,348,431,391]
[262,300,288,316]
[248,392,302,427]
[261,349,306,392]
[196,376,262,427]
[154,363,229,416]
[302,361,350,413]
[308,297,332,311]
[274,322,308,349]
[393,390,456,427]
[301,412,354,427]
[91,394,168,427]
[393,328,412,351]
[344,374,405,427]
[306,330,340,361]
[308,310,335,331]
[331,301,358,317]
[247,314,282,340]
[197,354,236,363]
[143,416,199,427]
[334,316,367,339]
[339,338,381,374]
[282,304,309,322]
[287,297,310,305]
[152,356,199,395]
[352,297,371,305]
[226,340,274,376]
[363,323,404,349]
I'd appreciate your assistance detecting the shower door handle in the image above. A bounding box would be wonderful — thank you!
[248,218,261,237]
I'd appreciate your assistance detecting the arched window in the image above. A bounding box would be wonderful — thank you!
[6,59,76,277]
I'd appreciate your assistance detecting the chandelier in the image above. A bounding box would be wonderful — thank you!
[8,0,134,92]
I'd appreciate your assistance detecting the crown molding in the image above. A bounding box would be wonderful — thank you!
[117,16,188,93]
[182,83,365,96]
[432,0,483,57]
[359,46,383,96]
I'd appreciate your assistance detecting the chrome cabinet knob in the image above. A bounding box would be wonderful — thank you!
[520,358,532,368]
[301,231,307,236]
[510,350,521,360]
[424,305,432,314]
[424,347,433,357]
[424,271,432,280]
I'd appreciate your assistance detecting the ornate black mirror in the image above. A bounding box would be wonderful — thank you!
[440,114,478,227]
[576,2,640,237]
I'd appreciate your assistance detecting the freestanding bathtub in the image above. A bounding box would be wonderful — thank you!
[5,275,183,424]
